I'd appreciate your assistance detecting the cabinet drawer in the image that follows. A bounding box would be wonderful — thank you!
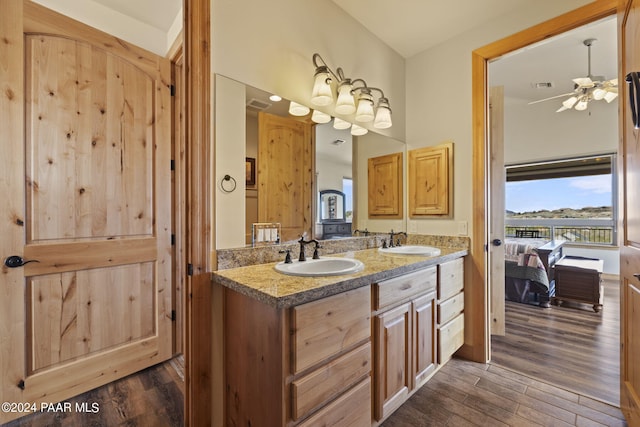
[373,267,437,310]
[438,258,464,301]
[438,313,464,363]
[438,291,464,325]
[292,343,371,421]
[292,286,371,374]
[297,377,371,427]
[323,224,338,234]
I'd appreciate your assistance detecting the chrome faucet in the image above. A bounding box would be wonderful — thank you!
[298,236,321,261]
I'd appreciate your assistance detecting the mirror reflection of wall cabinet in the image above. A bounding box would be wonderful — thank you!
[367,152,403,218]
[408,141,453,217]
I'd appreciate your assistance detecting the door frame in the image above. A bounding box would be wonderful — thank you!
[470,0,617,362]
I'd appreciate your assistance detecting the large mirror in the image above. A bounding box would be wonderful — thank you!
[214,74,406,248]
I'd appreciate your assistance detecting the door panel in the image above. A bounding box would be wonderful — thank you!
[620,0,640,424]
[0,2,172,423]
[258,112,313,242]
[489,86,505,336]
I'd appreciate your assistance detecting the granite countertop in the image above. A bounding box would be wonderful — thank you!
[213,246,468,308]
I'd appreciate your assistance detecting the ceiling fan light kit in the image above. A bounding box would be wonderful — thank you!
[531,38,618,112]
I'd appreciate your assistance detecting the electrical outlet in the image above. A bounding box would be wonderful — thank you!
[458,221,468,236]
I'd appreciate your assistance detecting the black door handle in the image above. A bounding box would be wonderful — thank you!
[634,273,640,281]
[4,256,40,268]
[492,239,502,247]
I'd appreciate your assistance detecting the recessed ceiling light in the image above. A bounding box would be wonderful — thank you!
[269,94,282,102]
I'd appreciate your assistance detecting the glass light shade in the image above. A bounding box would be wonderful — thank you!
[355,93,375,122]
[350,124,368,136]
[373,98,392,129]
[335,82,356,114]
[604,90,618,103]
[310,67,333,106]
[288,101,310,116]
[592,88,606,100]
[311,110,331,124]
[333,117,351,130]
[562,96,578,109]
[575,97,588,111]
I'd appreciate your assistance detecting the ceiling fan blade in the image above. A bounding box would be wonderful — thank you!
[573,77,594,87]
[528,92,577,105]
[556,105,570,112]
[603,78,618,87]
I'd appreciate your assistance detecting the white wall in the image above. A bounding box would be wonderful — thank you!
[215,76,247,249]
[503,95,618,164]
[211,0,405,141]
[33,0,181,56]
[404,0,593,238]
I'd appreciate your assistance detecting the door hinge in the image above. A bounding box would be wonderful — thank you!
[171,310,176,321]
[170,159,175,171]
[187,263,194,276]
[170,84,176,97]
[17,379,25,390]
[171,234,176,246]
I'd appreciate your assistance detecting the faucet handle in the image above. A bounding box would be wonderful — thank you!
[279,249,292,264]
[382,239,388,249]
[312,241,322,259]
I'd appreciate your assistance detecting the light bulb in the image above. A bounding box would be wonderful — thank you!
[288,101,310,116]
[333,117,351,130]
[575,97,588,111]
[311,110,331,124]
[355,91,374,122]
[310,66,333,106]
[373,98,392,129]
[335,81,356,115]
[592,88,606,100]
[350,124,368,136]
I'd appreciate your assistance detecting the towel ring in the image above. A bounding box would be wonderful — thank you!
[221,174,237,193]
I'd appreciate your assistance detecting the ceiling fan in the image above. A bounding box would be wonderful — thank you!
[529,38,618,112]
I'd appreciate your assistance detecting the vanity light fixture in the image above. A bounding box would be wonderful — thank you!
[310,53,392,129]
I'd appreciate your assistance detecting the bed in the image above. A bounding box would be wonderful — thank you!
[504,238,564,307]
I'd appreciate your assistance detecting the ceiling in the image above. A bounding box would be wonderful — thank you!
[89,0,617,106]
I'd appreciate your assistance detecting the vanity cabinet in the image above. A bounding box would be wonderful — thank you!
[372,268,437,421]
[321,222,352,239]
[437,257,465,363]
[225,285,372,427]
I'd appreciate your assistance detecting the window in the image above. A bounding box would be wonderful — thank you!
[505,154,617,245]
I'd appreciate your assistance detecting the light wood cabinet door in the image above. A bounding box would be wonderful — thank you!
[374,302,411,421]
[408,142,453,217]
[412,292,437,388]
[367,152,403,218]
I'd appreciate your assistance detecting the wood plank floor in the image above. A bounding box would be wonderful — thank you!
[383,277,625,426]
[4,356,184,427]
[492,277,620,406]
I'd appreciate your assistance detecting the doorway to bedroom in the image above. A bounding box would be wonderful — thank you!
[486,15,620,407]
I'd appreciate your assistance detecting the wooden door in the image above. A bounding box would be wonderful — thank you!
[373,302,410,421]
[258,112,313,242]
[620,0,640,424]
[489,86,506,336]
[0,2,172,423]
[412,292,436,388]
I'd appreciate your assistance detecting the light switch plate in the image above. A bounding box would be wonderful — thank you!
[458,221,468,236]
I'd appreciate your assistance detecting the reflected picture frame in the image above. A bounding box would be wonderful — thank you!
[246,157,256,186]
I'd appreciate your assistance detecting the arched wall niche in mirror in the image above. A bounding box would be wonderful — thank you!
[214,74,407,250]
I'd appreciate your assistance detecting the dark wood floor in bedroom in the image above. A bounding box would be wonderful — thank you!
[383,277,624,427]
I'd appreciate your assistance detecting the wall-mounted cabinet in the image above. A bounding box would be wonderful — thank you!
[408,142,453,217]
[368,152,403,218]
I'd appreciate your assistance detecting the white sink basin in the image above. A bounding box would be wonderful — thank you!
[378,245,441,256]
[274,257,364,277]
